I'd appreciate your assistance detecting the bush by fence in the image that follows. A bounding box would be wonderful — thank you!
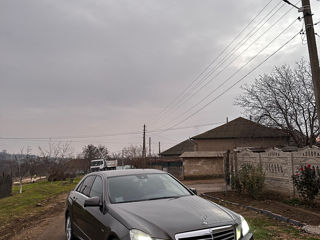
[0,172,12,199]
[292,165,320,203]
[231,164,265,199]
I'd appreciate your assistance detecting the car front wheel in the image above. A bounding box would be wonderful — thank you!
[66,213,75,240]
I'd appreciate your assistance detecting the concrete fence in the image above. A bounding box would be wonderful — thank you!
[231,146,320,196]
[0,172,12,199]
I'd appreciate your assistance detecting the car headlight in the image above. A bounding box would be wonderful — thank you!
[236,215,250,239]
[130,229,152,240]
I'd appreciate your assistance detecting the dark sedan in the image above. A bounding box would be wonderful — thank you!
[65,169,253,240]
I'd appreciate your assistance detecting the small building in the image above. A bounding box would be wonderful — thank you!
[180,151,225,179]
[157,139,195,179]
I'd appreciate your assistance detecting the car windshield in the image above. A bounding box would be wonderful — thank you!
[108,173,191,203]
[91,161,103,166]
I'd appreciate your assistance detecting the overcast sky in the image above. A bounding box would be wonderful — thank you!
[1,0,320,156]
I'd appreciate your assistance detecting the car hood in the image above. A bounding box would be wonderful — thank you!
[108,195,239,239]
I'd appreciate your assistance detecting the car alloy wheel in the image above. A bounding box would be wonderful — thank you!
[66,214,73,240]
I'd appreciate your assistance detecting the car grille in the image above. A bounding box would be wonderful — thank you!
[175,225,235,240]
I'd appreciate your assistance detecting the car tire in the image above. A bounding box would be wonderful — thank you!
[65,213,76,240]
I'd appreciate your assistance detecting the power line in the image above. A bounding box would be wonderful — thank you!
[148,121,223,133]
[162,30,301,131]
[159,17,301,130]
[159,2,295,127]
[282,0,300,9]
[150,0,276,126]
[0,121,223,141]
[154,1,288,127]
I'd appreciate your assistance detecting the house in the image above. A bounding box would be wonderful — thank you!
[180,117,291,179]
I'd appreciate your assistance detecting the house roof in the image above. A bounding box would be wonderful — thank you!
[180,151,225,158]
[159,139,195,157]
[192,117,289,140]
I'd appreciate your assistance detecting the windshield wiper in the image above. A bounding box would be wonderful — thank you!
[146,196,183,201]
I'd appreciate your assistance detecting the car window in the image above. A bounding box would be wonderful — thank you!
[108,173,191,203]
[89,176,103,200]
[80,176,96,196]
[75,180,84,192]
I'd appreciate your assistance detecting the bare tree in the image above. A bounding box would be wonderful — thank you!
[121,145,143,159]
[82,144,109,170]
[121,145,146,168]
[236,59,319,147]
[14,147,31,194]
[38,141,73,180]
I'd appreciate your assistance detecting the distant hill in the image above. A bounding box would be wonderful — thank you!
[0,151,37,161]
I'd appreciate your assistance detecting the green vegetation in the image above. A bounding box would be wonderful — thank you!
[0,177,80,227]
[206,198,320,240]
[246,216,319,240]
[292,165,320,204]
[231,164,265,199]
[282,198,304,206]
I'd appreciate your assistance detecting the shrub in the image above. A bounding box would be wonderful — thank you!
[292,165,320,203]
[231,171,242,194]
[232,164,265,199]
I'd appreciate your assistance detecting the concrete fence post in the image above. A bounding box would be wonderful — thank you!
[291,152,295,197]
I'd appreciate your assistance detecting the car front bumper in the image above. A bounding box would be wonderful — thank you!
[242,232,254,240]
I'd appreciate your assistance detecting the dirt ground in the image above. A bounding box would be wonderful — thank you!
[1,193,68,240]
[207,191,320,226]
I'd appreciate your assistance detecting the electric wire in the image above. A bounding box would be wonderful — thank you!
[0,122,224,141]
[154,1,288,127]
[159,2,296,127]
[150,0,276,126]
[158,16,301,130]
[162,30,301,131]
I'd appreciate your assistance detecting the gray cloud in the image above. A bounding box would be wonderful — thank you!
[1,0,319,154]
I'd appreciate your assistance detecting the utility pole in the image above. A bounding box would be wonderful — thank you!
[121,150,124,167]
[142,124,146,159]
[301,0,320,122]
[149,137,151,157]
[158,141,161,155]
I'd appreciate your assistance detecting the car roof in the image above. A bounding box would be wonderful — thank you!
[87,168,165,178]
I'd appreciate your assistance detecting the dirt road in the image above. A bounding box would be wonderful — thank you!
[11,212,66,240]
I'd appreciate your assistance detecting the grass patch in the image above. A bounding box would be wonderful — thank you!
[203,196,320,240]
[0,177,81,227]
[282,198,304,206]
[244,214,319,240]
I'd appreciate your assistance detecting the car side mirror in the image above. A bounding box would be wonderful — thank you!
[190,188,197,195]
[84,196,101,207]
